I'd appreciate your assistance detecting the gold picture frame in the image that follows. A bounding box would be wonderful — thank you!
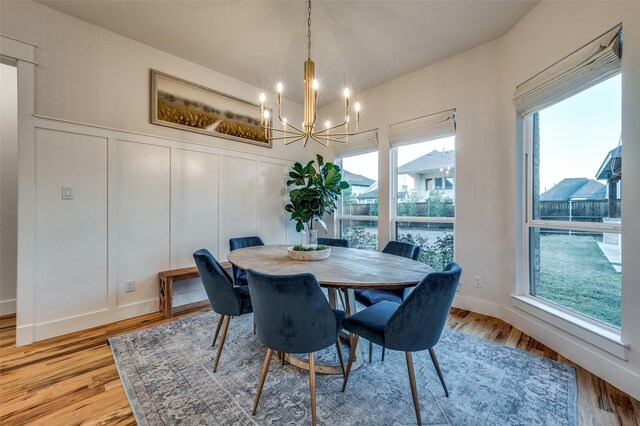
[150,70,272,148]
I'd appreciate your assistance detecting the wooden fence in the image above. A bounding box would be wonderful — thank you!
[539,199,620,222]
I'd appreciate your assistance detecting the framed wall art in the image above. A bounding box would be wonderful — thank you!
[150,69,271,148]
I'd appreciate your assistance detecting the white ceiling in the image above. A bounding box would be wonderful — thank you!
[37,0,538,106]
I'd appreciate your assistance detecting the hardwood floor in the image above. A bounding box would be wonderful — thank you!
[1,305,638,425]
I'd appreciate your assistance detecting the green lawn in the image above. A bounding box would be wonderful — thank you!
[537,234,621,327]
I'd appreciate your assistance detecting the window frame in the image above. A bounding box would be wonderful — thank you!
[390,145,456,244]
[520,101,623,335]
[334,151,380,250]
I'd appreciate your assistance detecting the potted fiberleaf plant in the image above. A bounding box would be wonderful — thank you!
[285,154,350,260]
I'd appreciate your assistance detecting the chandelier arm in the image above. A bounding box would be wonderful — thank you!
[315,119,360,137]
[310,133,354,144]
[284,135,306,145]
[268,134,308,141]
[261,125,305,137]
[275,112,306,135]
[309,134,329,147]
[313,119,349,134]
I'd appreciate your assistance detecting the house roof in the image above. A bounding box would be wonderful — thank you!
[356,181,409,201]
[595,146,622,181]
[398,150,455,175]
[357,182,378,200]
[540,178,605,201]
[342,170,375,187]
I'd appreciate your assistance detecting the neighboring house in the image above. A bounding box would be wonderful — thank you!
[356,181,378,204]
[539,178,605,201]
[342,170,375,196]
[397,150,455,201]
[595,146,622,218]
[355,181,406,204]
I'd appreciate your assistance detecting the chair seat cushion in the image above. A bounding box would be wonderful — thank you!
[354,289,402,307]
[342,301,400,347]
[234,285,253,315]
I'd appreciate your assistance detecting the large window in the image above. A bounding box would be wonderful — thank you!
[337,150,378,250]
[393,137,455,271]
[525,75,622,328]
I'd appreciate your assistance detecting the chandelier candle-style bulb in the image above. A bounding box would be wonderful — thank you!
[276,82,283,104]
[258,0,360,147]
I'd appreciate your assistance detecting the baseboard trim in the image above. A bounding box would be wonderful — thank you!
[501,304,640,400]
[452,294,501,318]
[0,299,16,315]
[16,299,159,345]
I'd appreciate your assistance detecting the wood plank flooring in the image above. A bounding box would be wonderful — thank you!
[1,305,638,425]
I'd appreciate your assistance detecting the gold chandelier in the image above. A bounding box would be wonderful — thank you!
[259,0,360,147]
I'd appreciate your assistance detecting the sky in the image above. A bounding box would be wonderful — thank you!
[538,75,621,193]
[340,74,620,194]
[340,136,455,182]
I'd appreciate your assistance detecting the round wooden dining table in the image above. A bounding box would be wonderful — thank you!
[227,244,434,374]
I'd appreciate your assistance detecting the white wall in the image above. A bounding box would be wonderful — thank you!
[0,0,322,344]
[0,62,18,315]
[322,0,640,399]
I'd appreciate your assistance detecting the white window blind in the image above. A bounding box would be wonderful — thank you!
[388,109,456,147]
[332,128,379,158]
[513,24,622,117]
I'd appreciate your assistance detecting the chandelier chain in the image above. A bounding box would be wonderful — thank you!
[307,0,312,60]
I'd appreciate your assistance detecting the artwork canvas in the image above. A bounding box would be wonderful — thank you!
[151,70,271,148]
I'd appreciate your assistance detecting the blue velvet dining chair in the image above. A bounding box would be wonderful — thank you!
[354,240,421,362]
[193,249,253,372]
[341,263,462,426]
[317,237,350,248]
[247,269,346,426]
[229,236,264,286]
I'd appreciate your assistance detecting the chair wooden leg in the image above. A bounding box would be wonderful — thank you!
[428,347,449,397]
[212,315,224,347]
[405,352,422,426]
[369,341,373,363]
[335,339,345,377]
[341,334,359,392]
[252,348,273,415]
[213,316,231,372]
[309,352,316,426]
[382,346,386,362]
[338,291,346,311]
[253,316,256,335]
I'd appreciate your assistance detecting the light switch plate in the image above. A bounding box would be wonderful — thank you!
[125,279,135,292]
[61,186,74,200]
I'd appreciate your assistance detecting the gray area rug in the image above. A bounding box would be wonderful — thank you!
[109,310,577,425]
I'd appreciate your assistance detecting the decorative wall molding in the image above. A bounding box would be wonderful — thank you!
[17,115,295,344]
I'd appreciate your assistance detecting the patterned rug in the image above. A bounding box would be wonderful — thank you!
[109,311,577,425]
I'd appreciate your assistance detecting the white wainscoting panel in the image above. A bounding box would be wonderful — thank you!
[34,128,108,323]
[18,116,298,343]
[172,148,220,266]
[219,156,258,259]
[257,161,288,245]
[116,140,170,308]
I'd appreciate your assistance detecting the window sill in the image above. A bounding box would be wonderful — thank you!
[510,295,628,360]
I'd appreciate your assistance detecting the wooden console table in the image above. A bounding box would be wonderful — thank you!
[158,262,233,317]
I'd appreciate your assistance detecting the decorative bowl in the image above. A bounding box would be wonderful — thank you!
[287,245,331,261]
